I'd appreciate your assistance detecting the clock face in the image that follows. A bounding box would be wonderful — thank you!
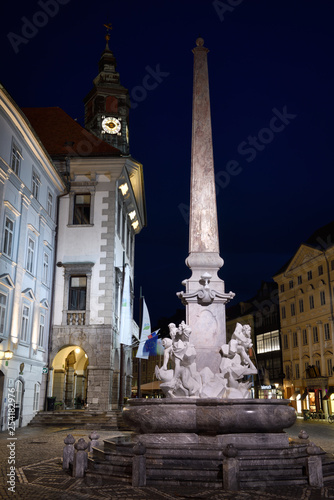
[102,116,121,134]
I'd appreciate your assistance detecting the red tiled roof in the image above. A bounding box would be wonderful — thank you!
[22,107,121,157]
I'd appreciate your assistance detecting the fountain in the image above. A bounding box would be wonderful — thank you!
[89,39,332,490]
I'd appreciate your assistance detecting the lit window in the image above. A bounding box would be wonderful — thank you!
[0,293,7,335]
[3,216,14,258]
[21,305,30,343]
[32,171,40,199]
[73,194,91,225]
[11,142,21,175]
[26,237,35,274]
[69,276,87,310]
[256,331,280,354]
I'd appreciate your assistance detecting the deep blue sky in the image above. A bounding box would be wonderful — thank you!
[1,0,334,328]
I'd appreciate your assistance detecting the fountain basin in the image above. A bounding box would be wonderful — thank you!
[123,398,296,434]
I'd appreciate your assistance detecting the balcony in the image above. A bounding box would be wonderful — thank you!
[67,311,86,326]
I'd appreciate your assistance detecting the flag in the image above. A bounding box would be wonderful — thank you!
[143,330,161,357]
[119,265,132,345]
[136,298,151,359]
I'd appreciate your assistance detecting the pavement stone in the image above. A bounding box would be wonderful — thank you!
[0,422,334,499]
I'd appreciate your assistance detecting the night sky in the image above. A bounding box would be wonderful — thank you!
[1,0,334,328]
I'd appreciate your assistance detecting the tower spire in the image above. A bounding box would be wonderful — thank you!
[103,22,112,50]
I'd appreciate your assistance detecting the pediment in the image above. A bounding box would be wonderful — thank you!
[285,244,323,274]
[40,298,49,309]
[0,273,15,289]
[22,288,36,301]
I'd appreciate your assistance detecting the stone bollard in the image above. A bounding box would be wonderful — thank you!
[306,443,324,488]
[63,434,75,471]
[223,444,239,491]
[132,441,146,487]
[88,431,100,452]
[73,438,89,478]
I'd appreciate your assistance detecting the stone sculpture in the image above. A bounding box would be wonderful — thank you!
[155,321,257,399]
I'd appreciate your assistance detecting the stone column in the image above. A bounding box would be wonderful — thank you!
[178,38,234,374]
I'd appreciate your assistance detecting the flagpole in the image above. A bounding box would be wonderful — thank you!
[138,287,143,399]
[118,252,125,408]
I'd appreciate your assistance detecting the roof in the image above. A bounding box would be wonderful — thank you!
[21,107,121,158]
[273,220,334,277]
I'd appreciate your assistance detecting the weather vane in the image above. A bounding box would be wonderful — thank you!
[104,23,112,43]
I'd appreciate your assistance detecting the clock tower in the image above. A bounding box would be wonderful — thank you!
[84,26,130,154]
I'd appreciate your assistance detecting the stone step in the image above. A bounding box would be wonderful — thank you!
[28,409,126,430]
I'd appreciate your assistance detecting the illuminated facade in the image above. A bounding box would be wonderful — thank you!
[0,85,65,429]
[273,221,334,416]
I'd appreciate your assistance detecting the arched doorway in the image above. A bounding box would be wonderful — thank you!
[52,346,89,409]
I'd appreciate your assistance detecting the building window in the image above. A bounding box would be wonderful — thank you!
[33,383,40,412]
[299,299,304,313]
[32,171,40,199]
[283,334,288,349]
[315,359,321,374]
[289,280,294,289]
[293,331,298,347]
[69,276,87,310]
[297,275,302,285]
[324,323,331,341]
[3,216,14,258]
[21,305,30,343]
[280,284,284,293]
[43,253,49,285]
[38,314,45,347]
[302,329,308,345]
[0,293,7,336]
[47,192,53,217]
[285,364,291,380]
[295,363,300,379]
[307,270,312,281]
[26,237,35,274]
[309,295,314,309]
[318,265,324,276]
[290,303,295,316]
[11,141,21,175]
[73,194,91,225]
[256,331,280,354]
[327,358,333,377]
[320,290,326,306]
[281,306,286,320]
[313,326,318,343]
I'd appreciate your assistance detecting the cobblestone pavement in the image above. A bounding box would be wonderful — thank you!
[0,421,334,500]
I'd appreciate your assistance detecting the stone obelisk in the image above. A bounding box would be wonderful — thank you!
[178,38,234,374]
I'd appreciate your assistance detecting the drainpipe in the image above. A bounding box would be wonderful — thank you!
[44,159,70,411]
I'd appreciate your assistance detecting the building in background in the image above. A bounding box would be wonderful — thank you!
[273,221,334,416]
[0,85,65,429]
[23,36,146,412]
[226,281,283,399]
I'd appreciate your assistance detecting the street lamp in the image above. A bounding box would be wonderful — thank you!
[0,350,14,360]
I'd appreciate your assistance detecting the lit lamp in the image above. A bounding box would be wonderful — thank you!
[0,350,14,360]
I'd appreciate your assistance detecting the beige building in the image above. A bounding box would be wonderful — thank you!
[273,221,334,416]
